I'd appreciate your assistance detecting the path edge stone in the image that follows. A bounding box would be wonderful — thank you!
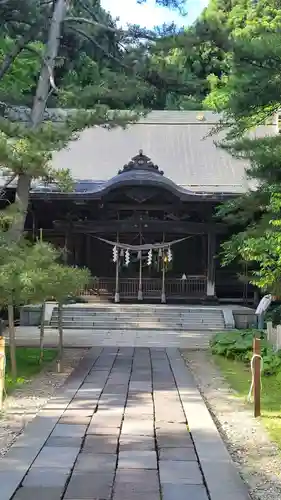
[0,347,102,500]
[167,348,251,500]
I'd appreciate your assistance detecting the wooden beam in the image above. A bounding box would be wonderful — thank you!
[102,204,181,211]
[53,220,226,234]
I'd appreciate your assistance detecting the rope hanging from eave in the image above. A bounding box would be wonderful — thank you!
[95,236,192,251]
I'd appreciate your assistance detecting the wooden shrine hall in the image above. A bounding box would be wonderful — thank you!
[5,110,277,304]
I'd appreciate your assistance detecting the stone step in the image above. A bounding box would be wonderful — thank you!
[51,308,223,315]
[49,310,220,320]
[50,320,224,328]
[50,305,226,330]
[50,320,225,330]
[50,315,224,322]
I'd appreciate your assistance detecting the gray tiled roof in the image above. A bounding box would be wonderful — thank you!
[51,111,276,194]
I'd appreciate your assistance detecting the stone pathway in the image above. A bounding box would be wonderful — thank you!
[1,348,250,500]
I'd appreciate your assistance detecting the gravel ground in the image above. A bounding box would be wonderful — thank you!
[182,350,281,500]
[0,347,88,457]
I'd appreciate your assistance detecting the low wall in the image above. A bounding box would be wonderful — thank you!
[233,309,257,329]
[20,305,42,326]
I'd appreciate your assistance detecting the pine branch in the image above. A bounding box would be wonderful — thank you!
[64,16,157,41]
[68,25,129,69]
[0,29,36,80]
[76,0,101,23]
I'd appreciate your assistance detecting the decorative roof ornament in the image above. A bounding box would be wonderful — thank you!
[196,112,205,121]
[118,150,164,175]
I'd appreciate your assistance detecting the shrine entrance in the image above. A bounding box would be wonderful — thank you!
[85,231,208,303]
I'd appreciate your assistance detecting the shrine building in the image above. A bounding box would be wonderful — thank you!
[4,110,276,304]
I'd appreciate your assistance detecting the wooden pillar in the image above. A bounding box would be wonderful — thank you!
[207,232,216,297]
[114,252,120,303]
[63,231,68,264]
[114,234,120,303]
[86,234,91,270]
[74,233,83,267]
[161,263,166,303]
[138,251,143,301]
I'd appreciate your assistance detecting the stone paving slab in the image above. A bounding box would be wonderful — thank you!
[22,467,70,487]
[50,423,88,438]
[118,450,158,469]
[75,453,117,473]
[59,410,92,425]
[31,446,79,469]
[159,447,197,461]
[64,471,115,499]
[159,460,203,485]
[13,486,65,500]
[82,434,118,454]
[119,434,155,451]
[1,346,251,500]
[45,436,83,448]
[162,484,209,500]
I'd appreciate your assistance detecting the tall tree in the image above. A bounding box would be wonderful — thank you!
[206,6,281,293]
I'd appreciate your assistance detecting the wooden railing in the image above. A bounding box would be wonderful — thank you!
[82,276,207,299]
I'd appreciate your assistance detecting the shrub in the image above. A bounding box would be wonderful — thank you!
[210,329,281,376]
[265,304,281,327]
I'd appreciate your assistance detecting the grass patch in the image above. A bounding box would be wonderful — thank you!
[214,354,281,451]
[5,348,58,394]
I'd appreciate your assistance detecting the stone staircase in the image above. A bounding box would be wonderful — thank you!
[50,304,226,331]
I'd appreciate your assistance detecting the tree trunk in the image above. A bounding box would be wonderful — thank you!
[30,0,68,128]
[39,301,46,363]
[7,304,17,379]
[8,0,68,242]
[58,302,63,372]
[9,173,32,243]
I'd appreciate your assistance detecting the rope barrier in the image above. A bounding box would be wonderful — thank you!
[247,353,263,403]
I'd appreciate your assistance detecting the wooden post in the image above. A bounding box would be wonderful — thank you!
[161,256,166,304]
[0,337,5,409]
[138,251,143,301]
[207,232,216,297]
[115,252,120,303]
[115,234,120,303]
[253,337,261,418]
[266,321,273,343]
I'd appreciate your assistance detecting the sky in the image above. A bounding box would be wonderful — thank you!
[101,0,209,29]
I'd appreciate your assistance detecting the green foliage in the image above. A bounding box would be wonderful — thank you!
[265,304,281,327]
[0,38,43,103]
[0,239,59,307]
[202,1,281,118]
[47,265,91,304]
[5,347,57,394]
[210,329,281,375]
[219,192,281,295]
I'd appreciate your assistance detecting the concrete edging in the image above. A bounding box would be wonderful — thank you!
[168,349,250,500]
[0,347,102,500]
[222,308,235,329]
